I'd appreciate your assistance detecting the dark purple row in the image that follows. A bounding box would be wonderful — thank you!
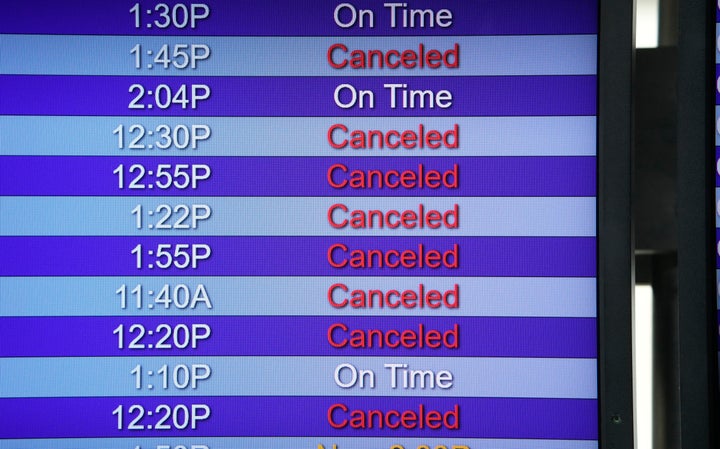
[0,75,597,117]
[0,156,596,197]
[0,236,596,277]
[0,0,598,36]
[0,396,597,440]
[0,316,596,358]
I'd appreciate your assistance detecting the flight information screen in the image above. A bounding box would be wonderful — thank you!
[0,1,599,448]
[716,1,720,390]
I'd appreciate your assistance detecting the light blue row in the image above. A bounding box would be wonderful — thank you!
[0,437,598,449]
[0,35,597,76]
[0,197,596,237]
[716,24,720,62]
[0,276,597,317]
[0,356,597,398]
[0,116,597,156]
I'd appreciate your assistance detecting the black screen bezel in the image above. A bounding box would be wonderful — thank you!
[677,0,720,447]
[597,0,635,447]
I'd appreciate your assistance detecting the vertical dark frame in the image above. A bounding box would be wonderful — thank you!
[597,0,635,447]
[677,0,720,448]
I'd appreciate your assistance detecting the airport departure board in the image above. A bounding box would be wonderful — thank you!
[0,1,602,448]
[717,2,720,388]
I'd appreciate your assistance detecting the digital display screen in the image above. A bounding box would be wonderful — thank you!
[0,1,599,448]
[716,3,720,390]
